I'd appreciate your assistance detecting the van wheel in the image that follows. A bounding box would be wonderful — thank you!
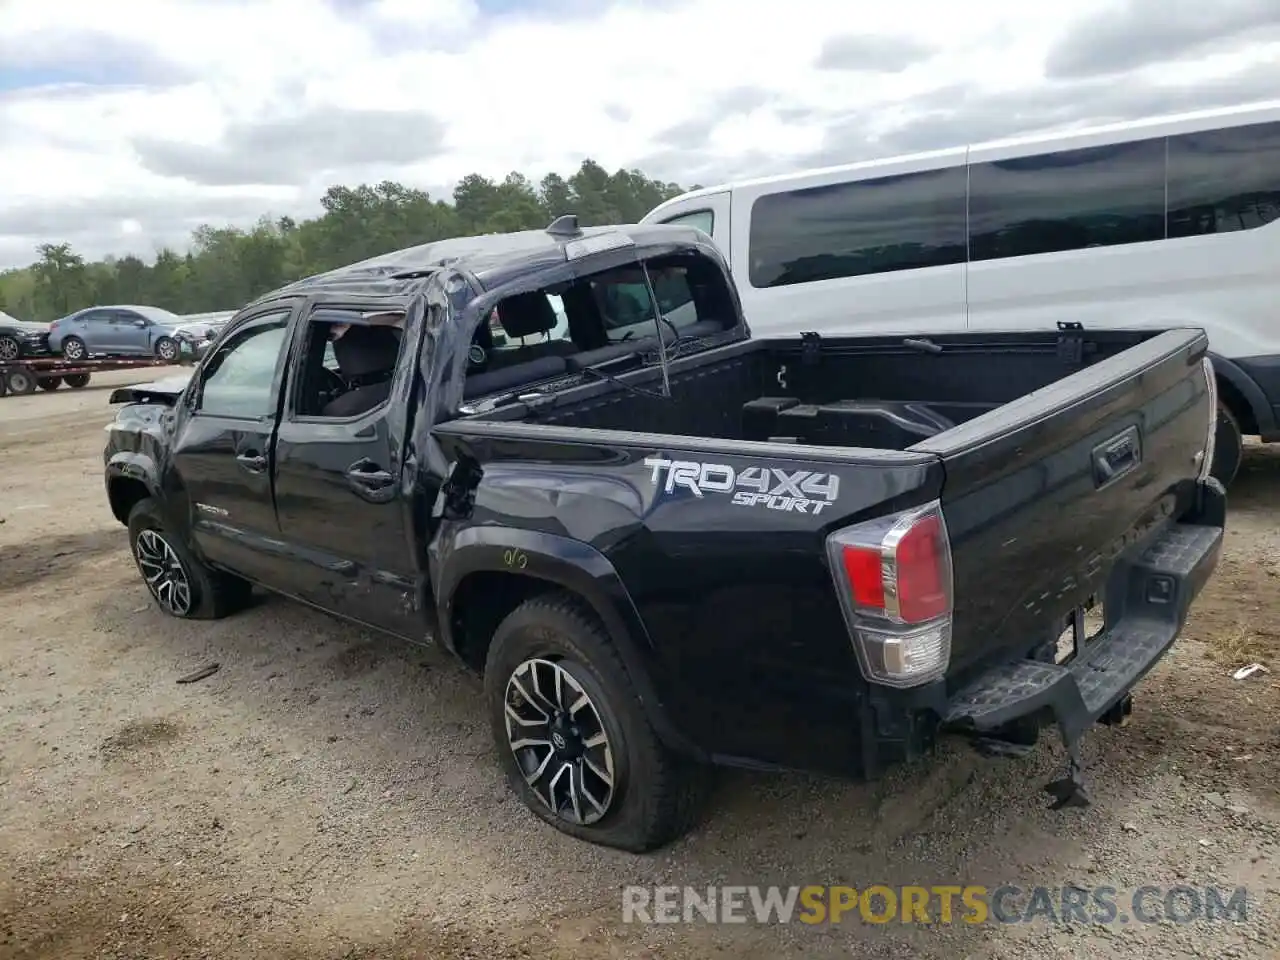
[1210,403,1243,488]
[126,498,253,619]
[484,593,706,853]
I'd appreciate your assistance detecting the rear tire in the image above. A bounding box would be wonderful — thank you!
[484,592,706,853]
[64,373,91,388]
[5,368,37,395]
[38,377,62,391]
[126,498,253,620]
[61,336,87,361]
[1210,403,1243,488]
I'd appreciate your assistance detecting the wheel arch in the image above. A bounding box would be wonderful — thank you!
[105,457,160,526]
[435,527,703,759]
[1210,352,1272,438]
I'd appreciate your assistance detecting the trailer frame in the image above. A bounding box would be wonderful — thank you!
[0,355,189,398]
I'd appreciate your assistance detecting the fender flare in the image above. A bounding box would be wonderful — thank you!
[1209,352,1277,439]
[434,526,704,760]
[105,454,161,510]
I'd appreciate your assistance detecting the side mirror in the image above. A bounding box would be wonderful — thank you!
[134,319,148,328]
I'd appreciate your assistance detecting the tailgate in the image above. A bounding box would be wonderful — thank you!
[913,328,1215,675]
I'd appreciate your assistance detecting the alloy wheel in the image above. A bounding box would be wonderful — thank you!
[63,339,85,360]
[504,657,617,825]
[0,338,18,361]
[134,529,194,615]
[158,339,178,361]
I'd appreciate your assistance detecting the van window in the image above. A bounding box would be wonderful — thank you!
[968,138,1165,261]
[1167,120,1280,238]
[663,210,715,235]
[747,166,968,288]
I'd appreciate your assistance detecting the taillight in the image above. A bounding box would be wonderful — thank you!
[825,499,953,688]
[1198,356,1217,483]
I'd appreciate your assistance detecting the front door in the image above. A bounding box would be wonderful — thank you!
[167,307,294,585]
[270,303,424,639]
[106,310,144,353]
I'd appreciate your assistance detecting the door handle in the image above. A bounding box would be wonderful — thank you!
[236,452,267,473]
[346,459,397,502]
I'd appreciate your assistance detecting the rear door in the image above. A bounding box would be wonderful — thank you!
[167,306,295,585]
[270,301,424,640]
[74,309,110,352]
[916,329,1214,675]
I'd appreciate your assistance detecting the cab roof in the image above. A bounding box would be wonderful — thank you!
[249,219,713,307]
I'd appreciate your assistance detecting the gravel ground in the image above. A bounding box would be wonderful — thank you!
[1,369,1277,959]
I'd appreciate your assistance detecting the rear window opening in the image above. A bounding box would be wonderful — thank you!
[292,309,407,419]
[462,252,737,402]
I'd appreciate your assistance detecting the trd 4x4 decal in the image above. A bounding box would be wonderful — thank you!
[643,457,840,515]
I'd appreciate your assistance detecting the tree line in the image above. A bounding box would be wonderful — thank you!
[0,160,691,322]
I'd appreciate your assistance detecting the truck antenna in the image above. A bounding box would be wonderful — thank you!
[639,261,672,399]
[546,215,582,238]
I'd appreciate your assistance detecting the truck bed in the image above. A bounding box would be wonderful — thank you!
[467,328,1187,452]
[438,326,1215,776]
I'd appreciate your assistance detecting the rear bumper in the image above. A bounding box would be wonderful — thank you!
[16,336,51,357]
[943,480,1225,743]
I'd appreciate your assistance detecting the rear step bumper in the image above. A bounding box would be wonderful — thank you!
[941,487,1224,807]
[944,522,1222,742]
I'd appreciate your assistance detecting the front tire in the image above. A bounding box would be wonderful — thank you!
[0,336,19,361]
[61,336,87,361]
[1210,403,1243,488]
[155,337,178,362]
[126,498,252,619]
[484,593,706,852]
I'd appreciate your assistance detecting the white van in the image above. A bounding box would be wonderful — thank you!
[640,100,1280,485]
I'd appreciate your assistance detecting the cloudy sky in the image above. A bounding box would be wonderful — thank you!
[1,0,1278,269]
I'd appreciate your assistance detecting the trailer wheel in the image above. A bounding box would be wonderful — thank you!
[0,374,7,398]
[5,368,38,395]
[38,377,62,391]
[64,373,91,389]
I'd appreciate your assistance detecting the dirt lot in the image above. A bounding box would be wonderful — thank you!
[1,370,1278,959]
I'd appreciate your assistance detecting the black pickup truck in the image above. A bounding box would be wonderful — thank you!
[104,218,1225,852]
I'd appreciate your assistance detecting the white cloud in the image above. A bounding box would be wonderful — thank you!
[1,0,1279,268]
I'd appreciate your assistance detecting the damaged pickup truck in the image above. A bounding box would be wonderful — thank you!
[104,218,1225,852]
